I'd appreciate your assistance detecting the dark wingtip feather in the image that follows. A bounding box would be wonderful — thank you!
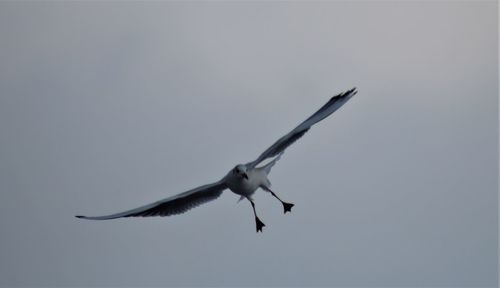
[75,215,85,219]
[349,87,357,95]
[339,87,357,98]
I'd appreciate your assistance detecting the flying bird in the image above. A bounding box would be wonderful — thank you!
[76,88,356,232]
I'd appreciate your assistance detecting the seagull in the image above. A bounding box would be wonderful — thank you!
[76,88,356,232]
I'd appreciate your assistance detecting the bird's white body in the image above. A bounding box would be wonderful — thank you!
[76,88,357,232]
[224,166,270,199]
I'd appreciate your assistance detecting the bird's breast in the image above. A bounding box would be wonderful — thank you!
[226,173,262,196]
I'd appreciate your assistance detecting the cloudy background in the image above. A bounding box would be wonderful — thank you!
[0,1,497,287]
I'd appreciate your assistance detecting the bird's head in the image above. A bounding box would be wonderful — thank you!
[231,164,248,180]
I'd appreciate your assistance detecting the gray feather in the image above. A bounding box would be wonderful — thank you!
[75,181,227,220]
[247,88,356,168]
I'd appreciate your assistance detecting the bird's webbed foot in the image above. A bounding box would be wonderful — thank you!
[283,202,294,214]
[255,217,265,233]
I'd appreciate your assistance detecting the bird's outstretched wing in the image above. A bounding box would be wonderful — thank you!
[75,181,227,220]
[246,88,356,169]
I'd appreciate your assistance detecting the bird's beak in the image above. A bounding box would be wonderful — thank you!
[243,173,248,180]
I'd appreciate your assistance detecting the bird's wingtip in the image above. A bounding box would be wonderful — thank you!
[333,87,357,100]
[75,215,86,219]
[351,87,358,96]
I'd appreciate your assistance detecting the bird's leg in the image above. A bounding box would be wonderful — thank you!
[250,200,265,233]
[265,187,294,214]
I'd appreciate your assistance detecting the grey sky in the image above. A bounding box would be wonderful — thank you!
[0,1,497,287]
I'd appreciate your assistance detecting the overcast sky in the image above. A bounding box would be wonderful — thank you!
[0,1,497,287]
